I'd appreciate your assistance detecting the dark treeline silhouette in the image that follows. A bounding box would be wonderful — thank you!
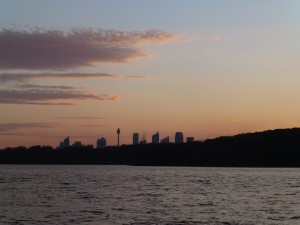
[1,128,300,167]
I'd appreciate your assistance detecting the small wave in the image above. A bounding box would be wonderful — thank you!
[197,179,211,184]
[198,202,214,207]
[267,216,286,221]
[126,221,205,225]
[165,220,207,225]
[290,216,300,220]
[80,210,105,215]
[134,193,163,198]
[219,222,239,225]
[289,185,300,188]
[125,222,153,225]
[112,208,125,211]
[183,203,197,207]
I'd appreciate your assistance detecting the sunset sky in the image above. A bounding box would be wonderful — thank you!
[1,0,300,148]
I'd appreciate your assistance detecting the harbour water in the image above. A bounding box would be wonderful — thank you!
[1,165,300,225]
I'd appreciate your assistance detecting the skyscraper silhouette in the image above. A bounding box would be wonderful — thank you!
[59,136,69,149]
[152,132,159,144]
[97,137,106,149]
[186,137,194,143]
[175,132,184,144]
[160,136,169,144]
[133,133,139,145]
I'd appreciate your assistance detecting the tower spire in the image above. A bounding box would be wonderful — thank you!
[117,128,120,147]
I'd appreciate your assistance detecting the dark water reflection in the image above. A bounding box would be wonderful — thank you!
[1,165,300,225]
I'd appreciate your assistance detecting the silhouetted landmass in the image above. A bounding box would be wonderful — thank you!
[1,128,300,167]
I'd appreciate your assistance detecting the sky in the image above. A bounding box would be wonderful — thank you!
[1,0,300,148]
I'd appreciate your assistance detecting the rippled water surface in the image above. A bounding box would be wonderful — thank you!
[1,165,300,225]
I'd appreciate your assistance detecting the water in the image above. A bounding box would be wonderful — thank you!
[0,165,300,225]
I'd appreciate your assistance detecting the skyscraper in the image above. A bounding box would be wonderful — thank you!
[59,136,70,149]
[160,136,169,144]
[133,133,139,145]
[97,137,106,149]
[140,139,147,144]
[175,132,184,144]
[72,141,82,147]
[152,132,159,144]
[186,137,194,143]
[140,133,147,144]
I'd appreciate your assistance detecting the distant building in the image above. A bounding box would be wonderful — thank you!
[59,136,70,149]
[72,141,82,147]
[152,132,159,144]
[133,133,139,145]
[86,145,94,149]
[186,137,194,143]
[160,136,170,144]
[140,140,147,144]
[175,132,184,144]
[140,133,147,144]
[97,137,106,149]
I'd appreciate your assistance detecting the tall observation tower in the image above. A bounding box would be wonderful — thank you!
[117,128,120,147]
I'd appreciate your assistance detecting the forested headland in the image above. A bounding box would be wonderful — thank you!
[1,128,300,167]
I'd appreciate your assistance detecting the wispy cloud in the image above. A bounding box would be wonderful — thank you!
[0,132,24,136]
[54,116,106,120]
[0,89,119,105]
[18,84,80,90]
[0,72,156,83]
[0,28,176,69]
[0,72,120,105]
[126,75,158,80]
[0,122,113,135]
[0,123,55,132]
[78,124,114,128]
[0,73,121,83]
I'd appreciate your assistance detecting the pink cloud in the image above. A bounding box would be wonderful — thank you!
[18,84,80,90]
[0,28,176,69]
[126,75,158,80]
[54,116,106,120]
[0,73,121,82]
[0,72,157,84]
[0,89,119,105]
[0,123,55,132]
[78,124,114,128]
[0,72,121,105]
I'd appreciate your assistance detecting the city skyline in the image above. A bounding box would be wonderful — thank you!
[57,130,192,149]
[1,0,300,148]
